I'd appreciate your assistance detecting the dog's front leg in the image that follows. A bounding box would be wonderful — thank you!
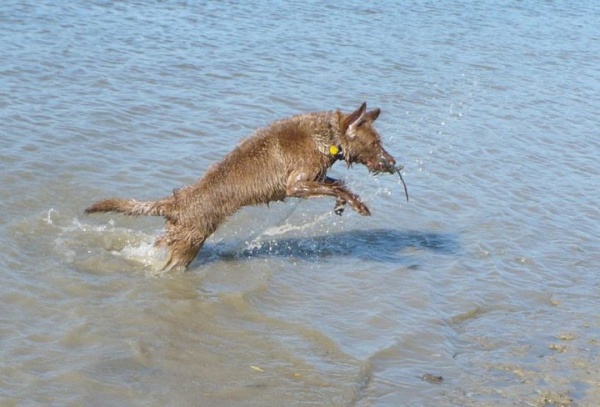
[324,176,346,216]
[286,180,371,216]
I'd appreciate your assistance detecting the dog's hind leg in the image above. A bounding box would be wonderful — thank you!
[161,236,205,271]
[156,224,206,270]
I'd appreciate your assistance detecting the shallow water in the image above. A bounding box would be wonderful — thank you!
[2,1,600,406]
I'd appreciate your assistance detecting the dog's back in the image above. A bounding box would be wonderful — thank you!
[198,111,339,207]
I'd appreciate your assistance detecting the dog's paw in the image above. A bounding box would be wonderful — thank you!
[353,201,371,216]
[333,197,346,216]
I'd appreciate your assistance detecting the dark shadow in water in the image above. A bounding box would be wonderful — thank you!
[197,229,459,265]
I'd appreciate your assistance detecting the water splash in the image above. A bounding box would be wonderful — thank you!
[261,212,332,237]
[44,209,165,272]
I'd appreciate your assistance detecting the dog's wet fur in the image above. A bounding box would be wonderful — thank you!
[86,102,398,270]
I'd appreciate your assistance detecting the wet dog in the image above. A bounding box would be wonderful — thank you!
[86,102,401,270]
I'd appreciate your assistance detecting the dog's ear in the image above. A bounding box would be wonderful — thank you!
[341,102,367,137]
[366,108,380,122]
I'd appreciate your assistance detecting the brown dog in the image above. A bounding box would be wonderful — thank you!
[86,102,399,270]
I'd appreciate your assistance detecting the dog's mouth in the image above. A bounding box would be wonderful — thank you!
[367,158,396,175]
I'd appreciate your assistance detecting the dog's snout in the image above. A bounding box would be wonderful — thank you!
[380,151,396,172]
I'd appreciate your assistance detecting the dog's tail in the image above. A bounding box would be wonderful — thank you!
[85,198,171,218]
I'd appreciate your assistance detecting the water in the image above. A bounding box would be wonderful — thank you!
[2,1,600,405]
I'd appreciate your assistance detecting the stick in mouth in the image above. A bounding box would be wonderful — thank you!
[395,165,409,202]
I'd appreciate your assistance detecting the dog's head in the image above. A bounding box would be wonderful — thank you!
[338,102,396,174]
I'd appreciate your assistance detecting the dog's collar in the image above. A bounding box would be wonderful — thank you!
[318,144,343,159]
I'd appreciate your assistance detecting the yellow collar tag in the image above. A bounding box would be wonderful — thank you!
[329,145,339,156]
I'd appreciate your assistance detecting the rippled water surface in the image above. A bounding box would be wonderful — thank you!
[2,1,600,406]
